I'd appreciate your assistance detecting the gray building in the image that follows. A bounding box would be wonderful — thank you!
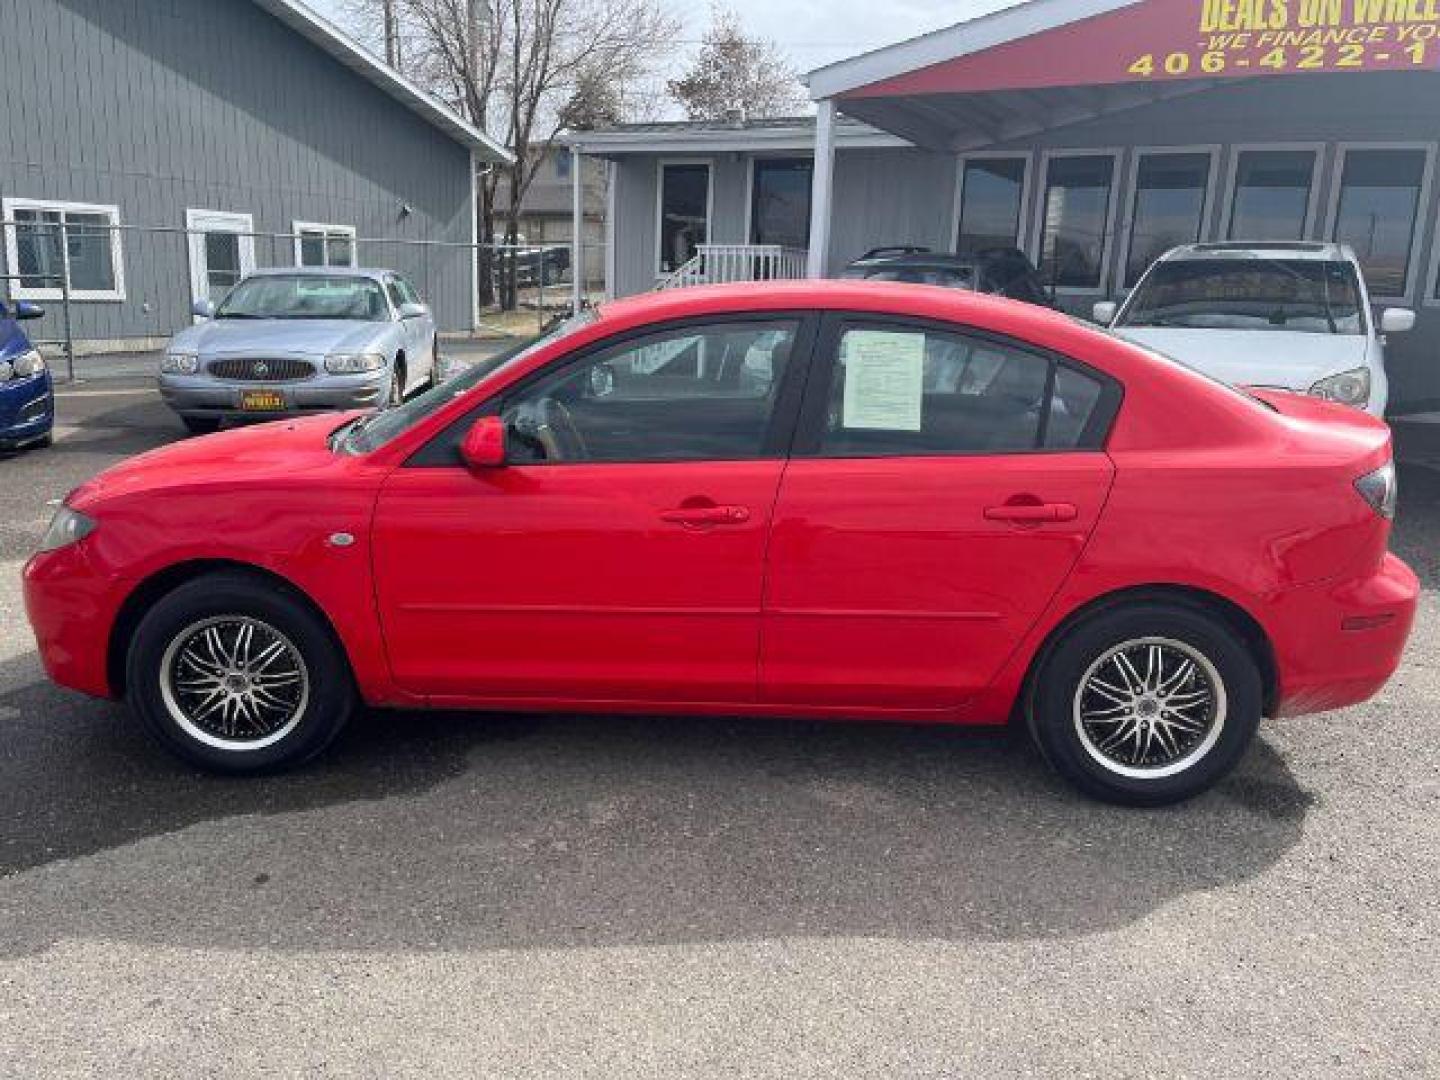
[1,0,511,347]
[567,0,1440,417]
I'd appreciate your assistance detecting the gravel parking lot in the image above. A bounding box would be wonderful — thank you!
[1,378,1437,1078]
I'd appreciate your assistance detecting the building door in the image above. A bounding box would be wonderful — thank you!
[185,209,255,318]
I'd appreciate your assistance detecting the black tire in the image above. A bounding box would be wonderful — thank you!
[424,339,441,389]
[388,361,406,406]
[125,571,356,773]
[1026,602,1263,806]
[182,416,222,435]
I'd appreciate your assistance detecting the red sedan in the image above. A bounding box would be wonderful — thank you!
[23,282,1417,804]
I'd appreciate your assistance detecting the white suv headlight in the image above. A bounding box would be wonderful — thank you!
[1309,366,1370,408]
[161,351,199,374]
[325,352,386,374]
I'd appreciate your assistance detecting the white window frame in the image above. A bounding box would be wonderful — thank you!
[292,221,358,268]
[1220,142,1326,243]
[1318,142,1435,306]
[654,158,714,278]
[1030,148,1123,297]
[2,197,126,302]
[952,151,1035,253]
[1115,145,1221,293]
[743,154,814,248]
[185,208,255,319]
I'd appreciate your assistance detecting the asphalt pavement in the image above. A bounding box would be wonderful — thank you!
[0,378,1436,1078]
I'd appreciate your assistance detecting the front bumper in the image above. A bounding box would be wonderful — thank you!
[23,538,124,699]
[157,369,388,419]
[1271,551,1419,717]
[0,371,54,449]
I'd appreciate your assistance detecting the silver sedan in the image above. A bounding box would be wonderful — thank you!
[158,268,438,435]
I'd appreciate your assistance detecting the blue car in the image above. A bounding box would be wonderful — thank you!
[0,300,53,451]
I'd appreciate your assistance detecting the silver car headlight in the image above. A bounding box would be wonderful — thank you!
[1309,366,1370,408]
[161,350,199,374]
[1,348,44,383]
[37,505,97,553]
[325,352,386,374]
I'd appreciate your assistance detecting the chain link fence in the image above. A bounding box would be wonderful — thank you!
[0,220,607,378]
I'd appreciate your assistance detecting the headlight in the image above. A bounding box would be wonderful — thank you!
[0,348,44,383]
[1309,366,1370,408]
[37,505,97,553]
[161,351,199,374]
[325,352,386,374]
[1354,461,1398,519]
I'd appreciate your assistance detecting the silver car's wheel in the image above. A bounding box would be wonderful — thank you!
[159,615,310,751]
[1072,636,1227,779]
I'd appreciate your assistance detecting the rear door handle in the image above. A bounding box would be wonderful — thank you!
[660,504,751,526]
[984,502,1078,523]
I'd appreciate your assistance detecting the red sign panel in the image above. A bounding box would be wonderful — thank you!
[844,0,1440,98]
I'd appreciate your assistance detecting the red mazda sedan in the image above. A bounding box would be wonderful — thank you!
[24,282,1417,804]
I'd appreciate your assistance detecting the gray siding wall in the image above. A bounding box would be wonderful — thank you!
[602,72,1440,412]
[1,0,476,340]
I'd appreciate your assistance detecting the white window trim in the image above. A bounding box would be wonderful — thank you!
[1220,142,1326,243]
[1317,142,1435,306]
[1115,145,1221,293]
[184,208,255,319]
[743,154,815,248]
[2,197,126,302]
[292,221,358,267]
[1030,148,1123,297]
[654,158,714,279]
[952,151,1035,254]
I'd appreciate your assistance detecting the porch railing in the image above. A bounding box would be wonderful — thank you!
[657,244,808,290]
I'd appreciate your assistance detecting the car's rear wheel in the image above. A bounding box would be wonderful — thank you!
[1026,603,1262,805]
[182,416,222,435]
[126,571,355,773]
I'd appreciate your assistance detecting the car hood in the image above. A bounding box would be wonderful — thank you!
[1112,327,1372,390]
[68,412,362,509]
[172,319,387,357]
[0,318,33,360]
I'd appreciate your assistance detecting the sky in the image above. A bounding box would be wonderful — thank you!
[310,0,1015,92]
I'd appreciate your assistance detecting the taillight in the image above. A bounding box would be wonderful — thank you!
[1354,461,1397,519]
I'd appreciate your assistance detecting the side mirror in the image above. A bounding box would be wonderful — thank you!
[1380,307,1415,334]
[1092,301,1117,325]
[192,298,216,319]
[398,301,428,320]
[13,301,44,320]
[460,415,507,469]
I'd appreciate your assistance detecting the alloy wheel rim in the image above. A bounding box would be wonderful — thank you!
[159,615,310,751]
[1072,636,1227,779]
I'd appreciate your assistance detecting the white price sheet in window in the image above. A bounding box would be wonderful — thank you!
[840,330,925,431]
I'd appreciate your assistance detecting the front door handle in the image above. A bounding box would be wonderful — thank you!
[984,501,1078,524]
[660,504,751,527]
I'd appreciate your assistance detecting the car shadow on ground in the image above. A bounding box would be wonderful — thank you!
[0,648,1311,958]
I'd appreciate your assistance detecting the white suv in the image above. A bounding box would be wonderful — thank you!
[1095,242,1412,417]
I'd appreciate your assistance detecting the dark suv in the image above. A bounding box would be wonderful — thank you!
[841,247,1054,307]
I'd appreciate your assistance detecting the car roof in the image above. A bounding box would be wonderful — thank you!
[1160,242,1355,263]
[246,266,396,280]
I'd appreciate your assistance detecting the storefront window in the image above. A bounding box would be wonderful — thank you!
[658,163,710,274]
[957,157,1027,253]
[750,158,812,249]
[1227,150,1315,241]
[1038,155,1115,290]
[1332,148,1427,297]
[1125,152,1211,287]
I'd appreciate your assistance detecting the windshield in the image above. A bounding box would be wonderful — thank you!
[217,275,390,322]
[1119,258,1364,335]
[337,309,599,455]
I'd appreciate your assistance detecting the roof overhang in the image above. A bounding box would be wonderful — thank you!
[251,0,513,163]
[560,120,910,156]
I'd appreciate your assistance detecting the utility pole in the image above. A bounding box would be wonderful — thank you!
[383,0,399,68]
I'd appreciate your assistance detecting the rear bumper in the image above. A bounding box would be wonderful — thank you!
[157,370,388,418]
[1271,552,1418,717]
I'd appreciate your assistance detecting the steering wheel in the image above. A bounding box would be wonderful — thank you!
[536,398,588,461]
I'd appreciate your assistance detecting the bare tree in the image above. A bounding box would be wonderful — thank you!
[667,5,808,122]
[344,0,676,309]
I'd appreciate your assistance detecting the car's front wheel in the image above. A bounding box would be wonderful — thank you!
[125,571,356,773]
[1026,603,1263,805]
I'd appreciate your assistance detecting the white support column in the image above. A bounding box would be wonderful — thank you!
[571,144,584,314]
[806,98,837,279]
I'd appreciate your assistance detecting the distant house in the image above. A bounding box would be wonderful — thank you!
[1,0,511,347]
[493,146,607,285]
